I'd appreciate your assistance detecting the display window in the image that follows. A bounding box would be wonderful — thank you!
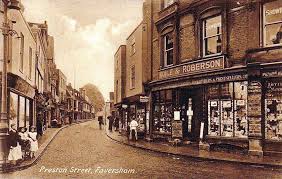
[153,90,174,133]
[263,0,282,46]
[136,107,146,132]
[207,81,248,138]
[265,79,282,140]
[8,92,32,131]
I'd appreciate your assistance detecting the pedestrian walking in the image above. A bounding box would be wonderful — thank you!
[98,116,103,130]
[8,124,22,165]
[36,117,43,136]
[129,118,139,141]
[108,115,114,132]
[28,126,38,158]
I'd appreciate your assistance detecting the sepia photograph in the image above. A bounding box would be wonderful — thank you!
[0,0,282,178]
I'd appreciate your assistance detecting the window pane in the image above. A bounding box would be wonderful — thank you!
[26,99,30,131]
[204,35,222,56]
[166,34,173,50]
[204,16,222,37]
[208,100,220,136]
[265,23,282,46]
[19,96,25,128]
[234,81,248,100]
[221,82,233,99]
[221,100,233,137]
[166,49,173,65]
[264,1,282,24]
[9,92,18,130]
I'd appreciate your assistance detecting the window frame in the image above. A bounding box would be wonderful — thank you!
[163,33,174,67]
[262,1,282,47]
[20,33,24,73]
[202,14,223,58]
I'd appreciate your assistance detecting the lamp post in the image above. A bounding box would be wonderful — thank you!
[0,0,20,169]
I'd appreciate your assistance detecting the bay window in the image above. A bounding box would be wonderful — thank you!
[203,15,222,57]
[263,0,282,46]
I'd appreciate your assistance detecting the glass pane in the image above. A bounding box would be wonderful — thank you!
[234,81,248,100]
[26,99,30,131]
[265,23,282,46]
[9,92,18,130]
[204,16,222,37]
[204,35,222,56]
[264,1,282,24]
[166,49,173,65]
[207,84,220,100]
[234,100,248,138]
[221,82,233,99]
[165,33,173,50]
[166,90,172,102]
[221,100,233,137]
[265,99,282,140]
[19,96,25,128]
[208,100,220,136]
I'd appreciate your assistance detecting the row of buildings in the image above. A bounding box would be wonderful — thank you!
[0,1,95,135]
[114,0,282,157]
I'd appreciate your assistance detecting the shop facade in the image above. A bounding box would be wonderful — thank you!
[7,73,35,131]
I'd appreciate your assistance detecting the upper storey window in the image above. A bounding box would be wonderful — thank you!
[263,0,282,47]
[203,15,222,57]
[164,0,174,9]
[164,32,174,67]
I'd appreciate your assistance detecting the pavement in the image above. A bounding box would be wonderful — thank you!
[1,119,94,173]
[106,129,282,168]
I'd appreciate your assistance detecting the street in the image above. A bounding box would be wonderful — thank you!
[2,121,282,179]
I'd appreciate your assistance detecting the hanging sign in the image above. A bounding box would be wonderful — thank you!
[140,96,149,103]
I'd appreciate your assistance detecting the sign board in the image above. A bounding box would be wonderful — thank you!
[159,56,224,80]
[140,96,149,103]
[172,121,183,138]
[174,111,180,121]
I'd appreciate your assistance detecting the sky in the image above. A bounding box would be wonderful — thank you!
[22,0,144,100]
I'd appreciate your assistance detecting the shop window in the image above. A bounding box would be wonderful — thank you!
[207,82,248,138]
[265,80,282,140]
[263,0,282,47]
[19,96,25,128]
[26,99,30,130]
[9,92,18,130]
[203,15,222,57]
[163,33,174,67]
[153,90,173,133]
[136,107,146,132]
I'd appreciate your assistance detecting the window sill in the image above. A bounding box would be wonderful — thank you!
[202,53,222,59]
[246,45,282,54]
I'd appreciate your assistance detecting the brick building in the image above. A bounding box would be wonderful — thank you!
[140,0,282,156]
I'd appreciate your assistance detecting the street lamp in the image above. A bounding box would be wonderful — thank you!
[0,0,20,169]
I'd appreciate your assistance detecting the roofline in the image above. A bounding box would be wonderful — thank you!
[114,45,126,56]
[126,20,143,40]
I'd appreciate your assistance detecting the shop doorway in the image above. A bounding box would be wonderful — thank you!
[179,87,203,141]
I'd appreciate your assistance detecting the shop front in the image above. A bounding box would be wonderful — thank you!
[7,73,35,131]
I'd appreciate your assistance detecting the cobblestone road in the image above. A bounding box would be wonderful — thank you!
[2,121,282,179]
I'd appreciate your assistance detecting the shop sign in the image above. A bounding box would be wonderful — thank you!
[122,104,128,109]
[262,70,282,78]
[140,96,149,103]
[172,121,183,138]
[174,111,180,121]
[222,101,232,108]
[210,101,218,107]
[159,56,224,80]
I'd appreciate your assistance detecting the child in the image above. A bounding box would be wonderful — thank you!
[28,126,38,158]
[19,127,30,159]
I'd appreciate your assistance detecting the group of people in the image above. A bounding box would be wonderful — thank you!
[98,115,139,141]
[8,124,39,166]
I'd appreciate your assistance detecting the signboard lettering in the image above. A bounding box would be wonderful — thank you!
[159,56,224,80]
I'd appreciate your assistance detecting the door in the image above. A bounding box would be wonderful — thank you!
[180,87,203,141]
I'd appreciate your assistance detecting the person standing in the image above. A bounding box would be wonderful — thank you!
[8,124,22,165]
[108,115,114,132]
[130,118,139,141]
[28,127,38,158]
[98,116,103,130]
